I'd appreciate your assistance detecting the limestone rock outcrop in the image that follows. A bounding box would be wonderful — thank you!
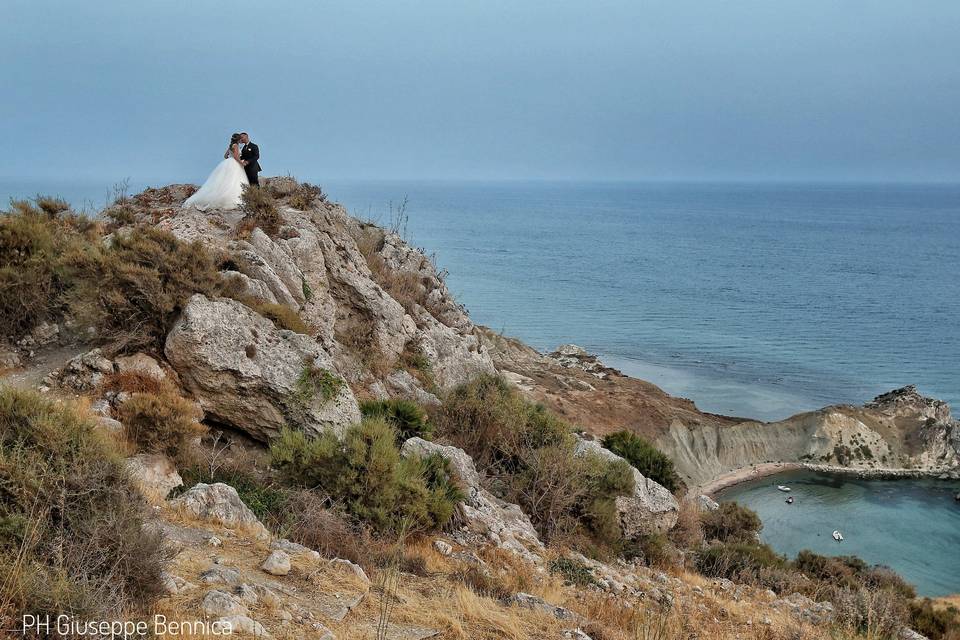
[170,482,270,539]
[400,437,543,561]
[165,294,360,441]
[573,437,679,536]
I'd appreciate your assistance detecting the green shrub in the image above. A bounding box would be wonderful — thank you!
[701,501,762,543]
[69,226,221,351]
[269,419,462,534]
[0,388,166,625]
[549,557,598,587]
[291,364,344,407]
[360,398,432,443]
[695,541,787,582]
[601,430,681,492]
[118,390,203,461]
[432,374,568,473]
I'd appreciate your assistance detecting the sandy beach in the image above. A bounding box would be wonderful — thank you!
[695,462,804,496]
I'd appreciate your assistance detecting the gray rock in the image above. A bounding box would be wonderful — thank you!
[433,540,453,556]
[510,592,577,621]
[125,453,182,500]
[329,558,370,584]
[386,370,440,405]
[401,437,481,490]
[218,615,271,638]
[261,550,292,576]
[0,343,21,369]
[562,631,593,640]
[171,483,269,539]
[94,416,124,436]
[114,352,166,381]
[200,566,242,585]
[574,437,679,536]
[202,590,248,617]
[399,437,543,561]
[271,538,320,562]
[696,495,720,512]
[165,295,360,441]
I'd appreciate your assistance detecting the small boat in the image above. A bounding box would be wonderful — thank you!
[777,485,792,492]
[832,530,844,542]
[785,497,794,504]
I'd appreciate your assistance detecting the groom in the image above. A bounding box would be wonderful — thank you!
[239,132,261,186]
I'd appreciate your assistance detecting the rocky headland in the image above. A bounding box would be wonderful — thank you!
[1,180,956,640]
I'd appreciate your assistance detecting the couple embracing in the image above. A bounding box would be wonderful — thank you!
[183,132,262,211]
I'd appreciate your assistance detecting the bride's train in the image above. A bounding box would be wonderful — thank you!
[183,157,249,211]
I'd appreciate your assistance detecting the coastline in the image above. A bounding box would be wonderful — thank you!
[698,463,960,497]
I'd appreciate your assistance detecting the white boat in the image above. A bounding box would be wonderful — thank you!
[832,530,844,542]
[777,485,792,492]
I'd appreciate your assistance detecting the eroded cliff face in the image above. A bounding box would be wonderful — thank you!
[657,386,960,487]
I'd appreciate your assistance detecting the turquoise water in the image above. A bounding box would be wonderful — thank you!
[717,471,960,597]
[4,179,959,421]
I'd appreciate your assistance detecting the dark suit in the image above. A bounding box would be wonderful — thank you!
[240,142,261,185]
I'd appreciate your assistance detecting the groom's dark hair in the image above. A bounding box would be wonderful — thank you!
[240,132,248,136]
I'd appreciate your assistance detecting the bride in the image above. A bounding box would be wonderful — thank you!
[183,133,249,210]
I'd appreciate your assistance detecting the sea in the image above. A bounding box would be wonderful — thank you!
[3,178,958,421]
[4,177,959,594]
[717,471,960,597]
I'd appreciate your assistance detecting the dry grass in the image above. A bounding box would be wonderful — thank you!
[118,389,204,461]
[237,185,282,238]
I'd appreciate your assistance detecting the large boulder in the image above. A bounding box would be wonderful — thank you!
[165,295,359,441]
[170,482,269,539]
[125,453,183,501]
[400,437,543,562]
[574,437,679,537]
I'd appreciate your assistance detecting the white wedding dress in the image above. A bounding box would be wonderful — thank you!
[183,147,249,211]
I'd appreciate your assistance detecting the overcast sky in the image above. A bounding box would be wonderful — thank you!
[3,0,959,183]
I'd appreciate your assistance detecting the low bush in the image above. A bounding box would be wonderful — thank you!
[69,226,221,351]
[601,430,681,492]
[0,200,98,339]
[701,501,762,543]
[432,374,568,473]
[910,599,960,640]
[668,498,704,551]
[288,182,326,210]
[831,586,909,639]
[695,541,787,583]
[291,364,344,405]
[433,375,634,547]
[549,556,598,587]
[269,419,463,534]
[277,489,372,566]
[118,390,204,461]
[360,398,432,443]
[0,387,167,625]
[238,185,281,237]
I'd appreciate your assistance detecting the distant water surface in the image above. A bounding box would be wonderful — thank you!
[717,470,960,597]
[3,178,959,421]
